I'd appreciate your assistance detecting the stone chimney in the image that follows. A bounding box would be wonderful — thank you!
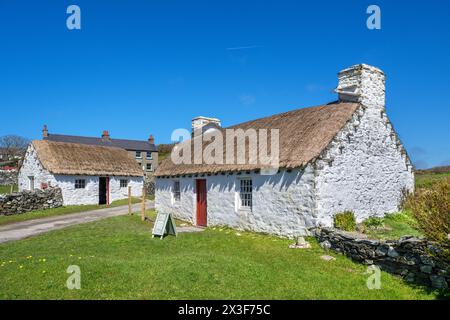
[42,125,48,138]
[148,135,155,145]
[191,116,221,135]
[101,130,110,140]
[336,64,385,112]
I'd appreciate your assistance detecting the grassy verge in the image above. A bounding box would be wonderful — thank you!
[0,214,439,299]
[0,197,142,226]
[362,211,422,240]
[0,185,18,194]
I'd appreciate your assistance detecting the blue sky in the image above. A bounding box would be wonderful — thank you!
[0,0,449,168]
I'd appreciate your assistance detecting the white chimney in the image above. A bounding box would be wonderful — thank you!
[191,116,221,135]
[335,64,385,112]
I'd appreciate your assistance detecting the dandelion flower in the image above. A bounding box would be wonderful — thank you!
[19,265,24,269]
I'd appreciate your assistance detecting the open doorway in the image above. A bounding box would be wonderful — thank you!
[99,177,109,205]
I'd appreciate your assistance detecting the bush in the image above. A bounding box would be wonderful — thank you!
[363,216,384,229]
[334,211,356,231]
[406,178,450,260]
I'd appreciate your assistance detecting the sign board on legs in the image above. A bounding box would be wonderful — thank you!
[152,212,177,239]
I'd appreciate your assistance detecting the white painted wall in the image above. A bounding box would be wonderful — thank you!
[19,144,56,191]
[314,106,414,225]
[19,144,144,206]
[315,65,414,225]
[156,166,316,237]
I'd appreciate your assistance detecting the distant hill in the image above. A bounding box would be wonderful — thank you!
[157,143,175,164]
[416,166,450,174]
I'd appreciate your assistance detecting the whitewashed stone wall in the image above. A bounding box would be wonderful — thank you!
[19,144,56,191]
[315,65,414,225]
[19,144,144,206]
[109,176,143,203]
[156,166,316,237]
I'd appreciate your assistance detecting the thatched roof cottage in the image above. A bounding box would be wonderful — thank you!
[154,64,414,237]
[18,140,144,205]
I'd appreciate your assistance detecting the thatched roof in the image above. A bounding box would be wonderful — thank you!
[32,140,143,177]
[156,102,360,177]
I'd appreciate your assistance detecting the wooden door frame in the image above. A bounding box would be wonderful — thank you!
[195,179,207,227]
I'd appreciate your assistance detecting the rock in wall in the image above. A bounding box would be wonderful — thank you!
[315,228,449,290]
[0,187,63,216]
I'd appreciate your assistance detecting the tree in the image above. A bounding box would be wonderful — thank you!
[0,135,29,162]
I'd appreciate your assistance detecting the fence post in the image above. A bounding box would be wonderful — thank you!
[141,186,146,221]
[128,186,132,215]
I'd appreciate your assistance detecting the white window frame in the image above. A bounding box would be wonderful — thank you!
[75,179,86,189]
[146,163,153,171]
[172,180,181,202]
[146,152,152,160]
[238,178,253,210]
[135,151,142,159]
[120,179,128,188]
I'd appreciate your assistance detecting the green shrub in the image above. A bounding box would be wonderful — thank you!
[334,211,356,231]
[407,178,450,260]
[363,216,384,229]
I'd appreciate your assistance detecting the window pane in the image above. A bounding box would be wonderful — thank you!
[239,178,252,209]
[173,180,181,201]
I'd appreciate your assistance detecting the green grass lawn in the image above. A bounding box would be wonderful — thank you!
[0,197,142,226]
[415,172,450,189]
[0,185,18,194]
[0,215,440,300]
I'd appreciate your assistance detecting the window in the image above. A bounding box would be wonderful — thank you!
[146,152,152,160]
[146,163,153,171]
[135,151,142,158]
[120,179,128,188]
[173,180,181,202]
[239,178,252,209]
[75,179,86,189]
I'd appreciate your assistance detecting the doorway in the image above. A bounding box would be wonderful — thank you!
[99,177,109,205]
[196,179,207,227]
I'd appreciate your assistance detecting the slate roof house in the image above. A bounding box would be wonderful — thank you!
[18,140,144,205]
[154,64,414,237]
[42,127,158,177]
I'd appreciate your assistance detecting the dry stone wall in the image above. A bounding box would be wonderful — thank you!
[0,187,63,216]
[315,228,449,290]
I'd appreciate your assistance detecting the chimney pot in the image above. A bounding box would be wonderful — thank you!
[191,116,221,136]
[42,125,48,138]
[148,135,155,144]
[102,130,110,140]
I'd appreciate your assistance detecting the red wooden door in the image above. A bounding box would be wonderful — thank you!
[196,179,207,227]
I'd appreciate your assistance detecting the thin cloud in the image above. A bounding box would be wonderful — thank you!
[226,45,263,51]
[239,94,256,106]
